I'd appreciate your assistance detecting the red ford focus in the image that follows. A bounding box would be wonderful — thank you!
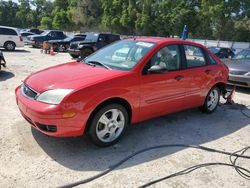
[15,38,228,146]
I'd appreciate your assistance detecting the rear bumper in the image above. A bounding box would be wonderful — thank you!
[228,74,250,88]
[15,86,87,137]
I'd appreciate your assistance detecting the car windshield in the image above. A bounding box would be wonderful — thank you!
[233,49,250,60]
[84,33,99,42]
[41,31,50,36]
[63,37,73,41]
[83,40,156,71]
[209,47,220,53]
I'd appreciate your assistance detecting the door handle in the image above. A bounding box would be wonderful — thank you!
[205,69,212,74]
[174,75,184,81]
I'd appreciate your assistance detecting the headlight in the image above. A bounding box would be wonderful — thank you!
[245,72,250,76]
[36,89,73,104]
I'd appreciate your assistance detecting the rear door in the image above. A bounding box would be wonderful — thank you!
[140,44,191,120]
[181,44,219,107]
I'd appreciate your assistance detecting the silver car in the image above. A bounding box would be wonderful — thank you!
[224,49,250,88]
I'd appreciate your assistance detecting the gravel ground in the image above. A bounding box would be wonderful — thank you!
[0,46,250,188]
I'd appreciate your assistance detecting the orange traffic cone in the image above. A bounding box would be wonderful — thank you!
[50,47,55,56]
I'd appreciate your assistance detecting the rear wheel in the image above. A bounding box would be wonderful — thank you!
[4,41,16,51]
[89,104,129,147]
[201,87,220,113]
[34,41,42,48]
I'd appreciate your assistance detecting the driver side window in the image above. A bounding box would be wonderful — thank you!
[150,45,181,71]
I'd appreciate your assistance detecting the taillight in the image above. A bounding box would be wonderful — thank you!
[19,36,23,42]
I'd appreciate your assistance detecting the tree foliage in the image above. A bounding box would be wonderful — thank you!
[0,0,249,41]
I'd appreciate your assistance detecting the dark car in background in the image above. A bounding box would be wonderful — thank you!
[27,30,67,48]
[68,32,120,59]
[47,34,86,52]
[208,47,235,58]
[223,48,250,88]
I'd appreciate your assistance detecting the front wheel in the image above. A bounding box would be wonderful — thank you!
[201,87,220,113]
[4,41,16,51]
[89,104,129,147]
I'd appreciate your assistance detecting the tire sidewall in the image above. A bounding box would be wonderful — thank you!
[203,87,220,113]
[4,42,16,51]
[89,104,129,147]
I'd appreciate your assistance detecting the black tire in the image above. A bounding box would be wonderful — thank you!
[70,54,79,59]
[4,41,16,51]
[201,87,220,113]
[80,48,93,59]
[89,104,129,147]
[34,41,42,48]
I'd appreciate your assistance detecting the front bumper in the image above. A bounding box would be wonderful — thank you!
[68,49,81,56]
[15,86,86,137]
[228,74,250,88]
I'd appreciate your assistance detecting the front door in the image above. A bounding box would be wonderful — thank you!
[140,44,191,121]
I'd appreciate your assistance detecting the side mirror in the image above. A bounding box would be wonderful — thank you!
[148,65,167,74]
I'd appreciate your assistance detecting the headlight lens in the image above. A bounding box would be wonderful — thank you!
[36,89,73,104]
[245,72,250,76]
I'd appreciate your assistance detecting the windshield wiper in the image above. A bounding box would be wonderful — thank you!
[85,61,111,70]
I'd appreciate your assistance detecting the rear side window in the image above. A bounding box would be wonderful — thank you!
[56,32,64,37]
[184,45,206,68]
[208,54,217,65]
[0,28,18,36]
[108,35,120,42]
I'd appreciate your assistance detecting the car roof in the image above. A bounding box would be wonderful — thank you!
[0,25,19,31]
[127,37,205,48]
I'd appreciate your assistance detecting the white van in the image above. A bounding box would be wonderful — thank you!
[0,26,24,51]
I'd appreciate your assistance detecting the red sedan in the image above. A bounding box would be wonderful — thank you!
[15,38,229,146]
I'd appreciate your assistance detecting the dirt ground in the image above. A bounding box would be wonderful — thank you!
[0,46,250,188]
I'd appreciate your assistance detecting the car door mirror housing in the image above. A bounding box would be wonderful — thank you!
[148,65,167,74]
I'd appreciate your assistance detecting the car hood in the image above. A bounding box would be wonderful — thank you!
[223,59,250,71]
[24,62,126,93]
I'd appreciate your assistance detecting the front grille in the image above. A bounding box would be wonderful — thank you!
[21,84,38,99]
[229,70,248,75]
[36,123,57,132]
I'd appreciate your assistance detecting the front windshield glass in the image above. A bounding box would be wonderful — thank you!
[63,37,73,41]
[84,33,99,42]
[233,49,250,60]
[41,31,50,36]
[84,40,156,71]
